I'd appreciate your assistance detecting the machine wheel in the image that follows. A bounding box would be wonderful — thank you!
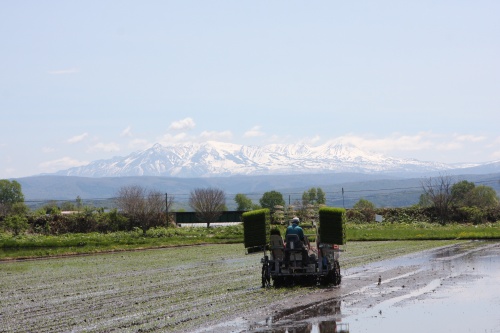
[261,262,271,288]
[332,260,341,286]
[320,261,341,286]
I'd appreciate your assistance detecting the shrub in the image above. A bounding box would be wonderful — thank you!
[458,206,486,225]
[98,209,130,232]
[3,215,29,236]
[346,209,367,224]
[375,207,432,224]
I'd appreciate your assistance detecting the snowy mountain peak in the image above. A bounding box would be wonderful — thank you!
[54,141,469,178]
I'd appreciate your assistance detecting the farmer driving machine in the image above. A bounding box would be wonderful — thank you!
[242,207,346,288]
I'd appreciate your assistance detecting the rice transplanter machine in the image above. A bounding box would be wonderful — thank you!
[242,207,347,288]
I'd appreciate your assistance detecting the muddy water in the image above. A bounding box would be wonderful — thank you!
[227,241,500,333]
[346,242,500,333]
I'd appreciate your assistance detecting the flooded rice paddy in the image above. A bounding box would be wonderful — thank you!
[1,240,498,332]
[234,241,500,333]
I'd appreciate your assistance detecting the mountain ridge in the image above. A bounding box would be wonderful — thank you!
[51,141,484,178]
[14,141,499,208]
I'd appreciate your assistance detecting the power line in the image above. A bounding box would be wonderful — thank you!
[23,177,498,207]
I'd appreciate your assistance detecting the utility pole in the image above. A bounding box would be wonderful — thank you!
[342,188,345,209]
[165,193,169,225]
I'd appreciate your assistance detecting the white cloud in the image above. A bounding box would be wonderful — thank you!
[48,68,79,75]
[128,138,151,150]
[168,117,196,131]
[243,126,264,138]
[315,131,497,163]
[491,150,500,160]
[199,130,232,141]
[121,126,133,137]
[329,132,486,156]
[39,157,89,171]
[296,135,321,145]
[67,133,89,144]
[4,168,16,176]
[157,132,188,145]
[434,134,486,152]
[42,147,56,153]
[87,142,120,152]
[454,134,486,143]
[156,130,233,146]
[310,135,321,144]
[336,132,436,153]
[486,136,500,148]
[267,134,284,143]
[436,141,463,151]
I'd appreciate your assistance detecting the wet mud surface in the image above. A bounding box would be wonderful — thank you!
[206,240,500,333]
[1,241,498,332]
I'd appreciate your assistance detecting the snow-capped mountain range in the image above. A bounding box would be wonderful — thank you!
[53,141,488,178]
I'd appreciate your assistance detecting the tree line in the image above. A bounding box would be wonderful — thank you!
[1,175,499,236]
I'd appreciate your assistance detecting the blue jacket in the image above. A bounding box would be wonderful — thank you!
[286,223,304,241]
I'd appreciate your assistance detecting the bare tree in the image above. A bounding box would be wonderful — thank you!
[145,190,165,226]
[189,188,226,228]
[163,193,175,225]
[116,186,174,232]
[116,185,145,216]
[421,174,454,224]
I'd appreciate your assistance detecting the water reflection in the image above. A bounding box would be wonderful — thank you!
[249,300,349,333]
[347,242,500,333]
[248,320,349,333]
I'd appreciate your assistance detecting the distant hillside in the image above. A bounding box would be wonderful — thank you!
[16,172,500,210]
[18,173,392,200]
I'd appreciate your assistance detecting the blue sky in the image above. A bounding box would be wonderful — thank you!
[1,1,499,178]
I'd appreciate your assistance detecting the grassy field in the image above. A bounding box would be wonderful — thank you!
[346,221,500,240]
[1,222,499,260]
[0,225,243,260]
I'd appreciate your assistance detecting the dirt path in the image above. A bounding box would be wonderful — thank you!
[0,240,480,333]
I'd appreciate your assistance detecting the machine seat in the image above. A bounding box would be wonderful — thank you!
[285,234,303,250]
[270,234,285,261]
